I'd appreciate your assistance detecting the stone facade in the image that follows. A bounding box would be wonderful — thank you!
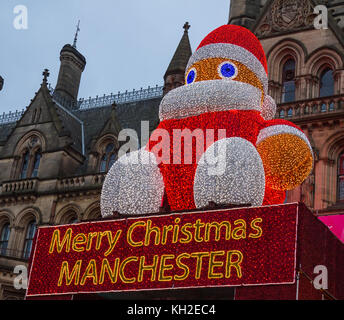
[0,0,343,299]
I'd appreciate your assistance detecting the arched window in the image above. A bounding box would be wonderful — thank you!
[31,149,41,178]
[15,134,44,180]
[282,59,296,103]
[23,220,37,259]
[0,223,10,256]
[20,151,30,180]
[100,143,117,173]
[66,212,78,224]
[338,153,344,202]
[69,217,78,224]
[319,68,334,97]
[58,209,79,225]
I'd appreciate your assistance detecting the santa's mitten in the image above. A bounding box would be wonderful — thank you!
[193,137,265,208]
[101,148,165,217]
[256,122,313,191]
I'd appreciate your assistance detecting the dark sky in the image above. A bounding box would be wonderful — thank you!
[0,0,230,114]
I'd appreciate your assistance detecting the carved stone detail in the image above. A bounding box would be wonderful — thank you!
[256,0,315,36]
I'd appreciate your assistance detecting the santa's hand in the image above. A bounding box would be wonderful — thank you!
[256,125,313,191]
[101,148,165,217]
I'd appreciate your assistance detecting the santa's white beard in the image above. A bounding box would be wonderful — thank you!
[159,79,263,121]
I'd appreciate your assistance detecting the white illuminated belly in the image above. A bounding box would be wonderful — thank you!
[193,137,265,208]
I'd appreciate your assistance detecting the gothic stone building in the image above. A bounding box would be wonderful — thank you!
[0,0,343,300]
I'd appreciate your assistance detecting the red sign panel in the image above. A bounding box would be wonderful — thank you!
[26,204,298,297]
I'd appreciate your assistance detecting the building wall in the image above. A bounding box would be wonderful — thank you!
[253,1,344,213]
[0,0,343,299]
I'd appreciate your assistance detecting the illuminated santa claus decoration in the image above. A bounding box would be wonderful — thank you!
[101,25,314,217]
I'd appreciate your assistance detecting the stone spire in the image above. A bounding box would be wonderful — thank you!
[54,24,86,108]
[163,22,192,95]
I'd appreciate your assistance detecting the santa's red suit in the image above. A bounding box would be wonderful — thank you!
[101,25,313,217]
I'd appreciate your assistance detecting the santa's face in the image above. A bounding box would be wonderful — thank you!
[185,58,264,103]
[159,57,265,121]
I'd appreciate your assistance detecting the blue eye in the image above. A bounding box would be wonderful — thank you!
[218,62,238,79]
[186,68,196,84]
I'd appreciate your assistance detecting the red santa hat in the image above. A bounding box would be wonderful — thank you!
[186,25,276,120]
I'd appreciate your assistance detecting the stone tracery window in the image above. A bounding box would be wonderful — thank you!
[20,150,30,179]
[65,211,78,224]
[17,135,43,180]
[99,142,117,173]
[281,58,296,103]
[319,67,334,98]
[0,223,10,256]
[23,220,37,259]
[338,153,344,202]
[57,209,79,225]
[31,149,42,178]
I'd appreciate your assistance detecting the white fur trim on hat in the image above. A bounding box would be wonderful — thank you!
[256,125,313,154]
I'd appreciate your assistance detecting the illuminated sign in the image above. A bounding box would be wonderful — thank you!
[26,204,298,297]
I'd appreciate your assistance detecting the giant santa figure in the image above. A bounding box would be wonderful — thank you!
[101,25,313,217]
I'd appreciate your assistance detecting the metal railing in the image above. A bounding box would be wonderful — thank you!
[78,85,163,110]
[0,109,25,125]
[0,84,163,125]
[276,94,344,119]
[49,84,163,110]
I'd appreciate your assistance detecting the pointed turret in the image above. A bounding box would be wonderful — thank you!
[54,22,86,108]
[163,22,192,95]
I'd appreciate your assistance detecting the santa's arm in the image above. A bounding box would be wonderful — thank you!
[256,119,313,191]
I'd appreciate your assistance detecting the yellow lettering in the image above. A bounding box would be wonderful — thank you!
[232,219,247,240]
[179,223,193,243]
[58,260,81,286]
[104,230,122,256]
[158,254,174,282]
[99,258,120,284]
[86,232,98,251]
[127,221,145,247]
[119,256,138,283]
[49,229,72,254]
[208,251,225,279]
[174,253,190,281]
[144,220,160,246]
[138,255,159,282]
[72,233,87,252]
[161,225,173,245]
[225,250,243,278]
[172,218,181,243]
[95,232,108,250]
[80,259,98,285]
[193,219,205,242]
[249,218,263,239]
[191,252,209,279]
[205,221,231,242]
